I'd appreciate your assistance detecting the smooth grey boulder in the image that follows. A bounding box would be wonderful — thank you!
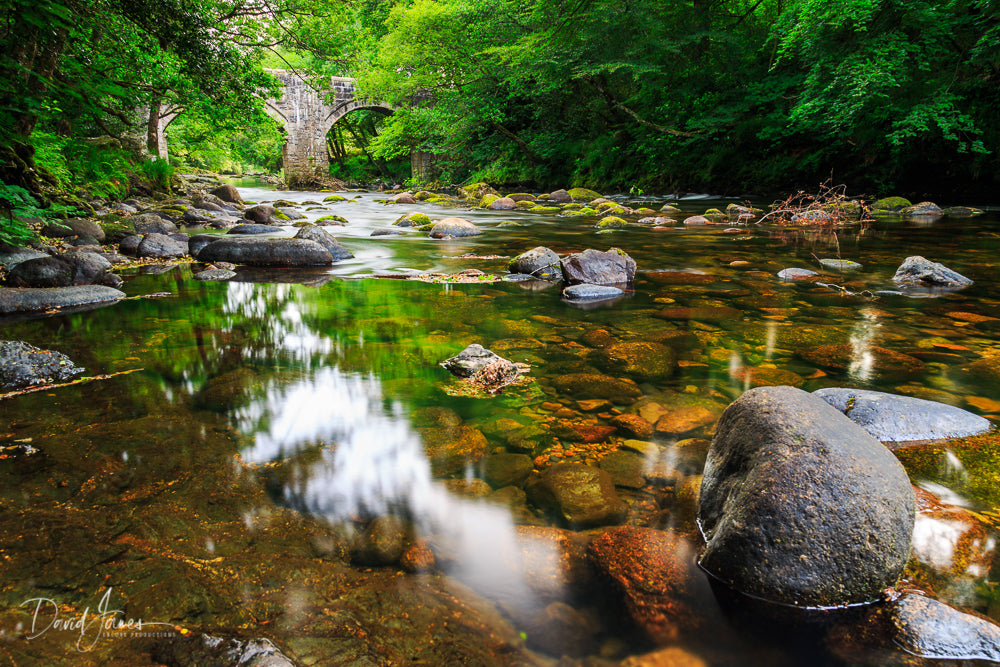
[814,388,992,443]
[42,218,105,242]
[294,225,353,261]
[527,462,627,528]
[243,205,278,224]
[892,594,1000,661]
[119,234,142,256]
[0,245,48,270]
[131,212,177,235]
[193,269,235,281]
[277,207,305,220]
[137,233,188,259]
[508,246,561,279]
[440,343,507,378]
[227,224,282,235]
[560,248,636,287]
[562,283,624,302]
[698,385,915,607]
[197,237,333,267]
[210,184,243,204]
[778,267,819,280]
[893,255,972,287]
[5,253,114,287]
[0,285,125,315]
[0,340,85,390]
[487,197,516,210]
[189,234,221,256]
[818,259,862,271]
[428,217,481,238]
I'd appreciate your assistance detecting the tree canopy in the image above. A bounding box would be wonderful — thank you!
[2,0,998,214]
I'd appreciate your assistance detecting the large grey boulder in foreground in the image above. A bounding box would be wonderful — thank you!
[698,386,915,607]
[815,387,992,443]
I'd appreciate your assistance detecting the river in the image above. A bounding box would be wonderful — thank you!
[0,182,998,665]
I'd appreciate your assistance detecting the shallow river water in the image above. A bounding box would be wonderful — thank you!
[1,183,1000,665]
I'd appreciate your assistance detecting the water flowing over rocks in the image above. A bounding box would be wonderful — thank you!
[698,386,915,607]
[526,462,627,528]
[588,526,698,643]
[197,238,334,267]
[814,387,992,443]
[800,343,925,381]
[154,635,295,667]
[892,255,972,287]
[891,594,1000,661]
[0,340,85,390]
[560,247,636,287]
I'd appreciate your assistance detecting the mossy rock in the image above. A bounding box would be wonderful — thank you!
[414,190,435,201]
[594,201,621,213]
[274,212,291,221]
[515,200,538,210]
[273,199,297,207]
[660,203,681,212]
[394,212,431,227]
[306,206,328,211]
[634,208,658,215]
[417,223,435,231]
[561,208,595,217]
[596,216,628,229]
[872,196,912,212]
[293,220,313,227]
[529,206,562,213]
[479,194,501,209]
[943,206,984,217]
[316,215,349,225]
[158,205,187,216]
[821,200,864,218]
[702,208,726,221]
[457,182,497,199]
[568,187,602,201]
[323,195,348,203]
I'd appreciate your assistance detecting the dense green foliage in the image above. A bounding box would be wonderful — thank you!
[341,0,1000,193]
[2,0,998,224]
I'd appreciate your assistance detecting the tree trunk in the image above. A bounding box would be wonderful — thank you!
[147,99,162,155]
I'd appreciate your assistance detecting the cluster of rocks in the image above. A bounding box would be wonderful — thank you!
[507,245,636,304]
[0,182,358,316]
[777,254,974,294]
[871,196,983,219]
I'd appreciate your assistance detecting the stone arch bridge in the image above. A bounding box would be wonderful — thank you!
[264,70,395,178]
[148,69,432,181]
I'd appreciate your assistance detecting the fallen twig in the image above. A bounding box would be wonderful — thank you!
[0,368,144,401]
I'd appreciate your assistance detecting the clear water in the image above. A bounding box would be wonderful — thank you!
[1,183,999,665]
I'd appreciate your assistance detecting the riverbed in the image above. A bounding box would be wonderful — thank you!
[1,183,999,665]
